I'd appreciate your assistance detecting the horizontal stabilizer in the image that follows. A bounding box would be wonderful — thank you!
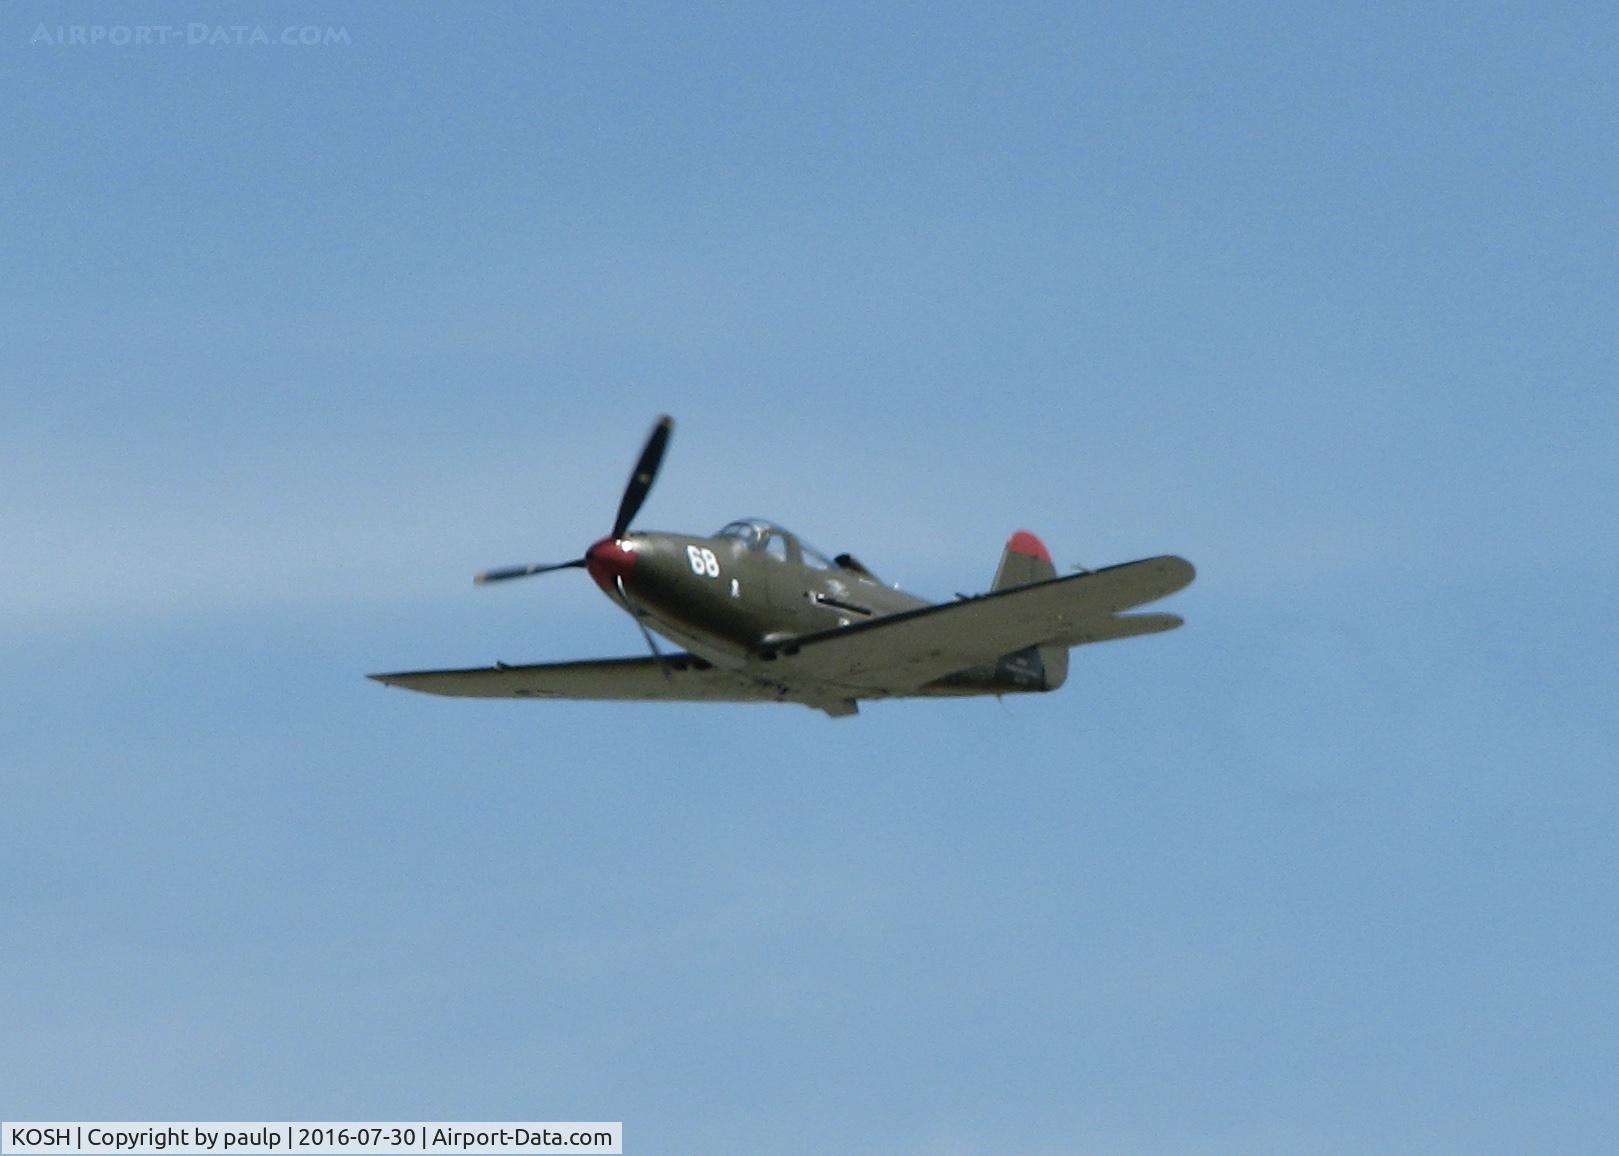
[1050,611,1183,647]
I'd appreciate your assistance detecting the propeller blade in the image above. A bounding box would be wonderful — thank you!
[616,574,671,681]
[610,414,674,540]
[473,558,586,585]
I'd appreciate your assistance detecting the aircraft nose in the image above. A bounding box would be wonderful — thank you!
[585,536,638,593]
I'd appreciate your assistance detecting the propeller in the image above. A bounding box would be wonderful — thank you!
[473,415,674,586]
[474,558,586,585]
[472,415,678,674]
[612,414,673,540]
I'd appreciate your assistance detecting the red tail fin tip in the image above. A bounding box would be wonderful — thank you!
[1007,530,1051,563]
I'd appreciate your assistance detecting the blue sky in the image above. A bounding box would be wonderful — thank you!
[3,4,1616,1153]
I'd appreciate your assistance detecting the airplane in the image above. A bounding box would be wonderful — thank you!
[369,416,1194,718]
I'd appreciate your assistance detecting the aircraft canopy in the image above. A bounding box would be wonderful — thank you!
[715,519,836,569]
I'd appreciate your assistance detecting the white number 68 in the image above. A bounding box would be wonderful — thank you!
[686,545,720,577]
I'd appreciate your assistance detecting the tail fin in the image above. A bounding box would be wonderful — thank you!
[992,530,1069,689]
[992,530,1056,590]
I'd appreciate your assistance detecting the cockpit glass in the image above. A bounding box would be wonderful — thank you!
[715,519,829,566]
[799,542,834,570]
[715,520,765,548]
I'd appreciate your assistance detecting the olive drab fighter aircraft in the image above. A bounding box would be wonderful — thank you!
[370,416,1195,718]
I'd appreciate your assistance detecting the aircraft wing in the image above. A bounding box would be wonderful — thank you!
[770,555,1194,694]
[369,654,789,704]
